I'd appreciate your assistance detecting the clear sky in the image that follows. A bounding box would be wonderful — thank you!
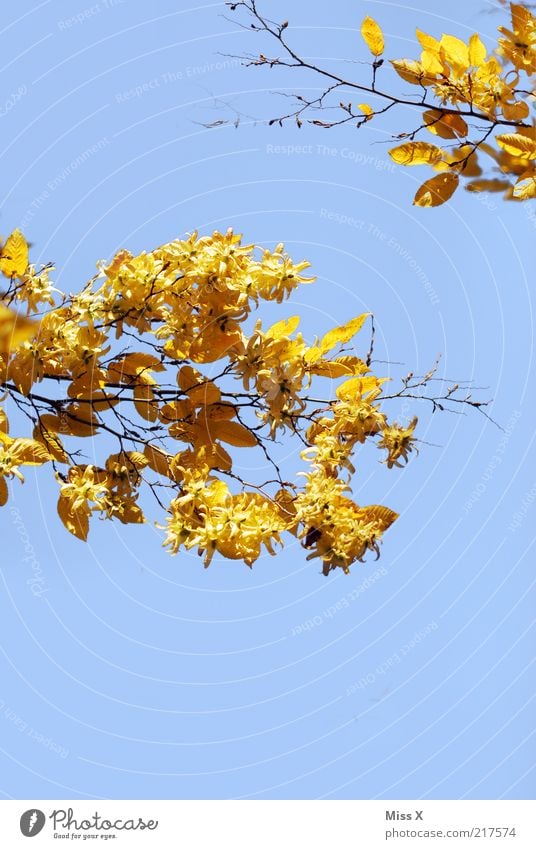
[0,0,534,800]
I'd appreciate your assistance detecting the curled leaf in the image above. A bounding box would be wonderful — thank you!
[0,306,37,353]
[414,172,459,207]
[360,16,384,56]
[319,313,369,355]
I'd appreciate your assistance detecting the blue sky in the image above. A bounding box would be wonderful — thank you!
[0,0,534,800]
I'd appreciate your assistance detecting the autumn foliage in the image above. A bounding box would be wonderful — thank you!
[0,226,444,575]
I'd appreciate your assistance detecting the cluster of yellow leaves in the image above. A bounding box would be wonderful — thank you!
[0,228,420,575]
[359,3,536,205]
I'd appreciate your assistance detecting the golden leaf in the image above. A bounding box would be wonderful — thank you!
[114,500,145,525]
[336,376,387,401]
[11,438,51,466]
[468,33,487,66]
[415,28,441,53]
[205,403,237,421]
[496,134,536,160]
[421,49,445,76]
[423,109,468,139]
[319,313,369,355]
[133,384,158,422]
[178,366,221,405]
[63,404,99,437]
[57,495,89,541]
[434,145,482,177]
[512,171,536,199]
[144,444,172,477]
[0,230,29,278]
[358,505,399,531]
[33,422,68,464]
[389,142,443,166]
[390,59,428,85]
[357,103,374,120]
[308,355,369,379]
[308,362,354,378]
[265,316,300,339]
[502,101,530,121]
[466,179,511,194]
[211,420,258,447]
[360,16,384,56]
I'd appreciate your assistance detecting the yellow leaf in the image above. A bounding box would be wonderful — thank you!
[189,328,242,363]
[423,109,468,139]
[211,420,258,447]
[114,500,145,525]
[468,33,487,66]
[63,404,99,437]
[389,142,443,166]
[178,365,205,392]
[390,58,428,85]
[187,381,220,407]
[57,495,89,541]
[35,413,62,434]
[357,103,374,120]
[0,407,8,434]
[414,172,459,207]
[496,134,536,160]
[511,3,534,31]
[178,367,221,405]
[512,171,536,199]
[308,361,355,378]
[0,306,37,353]
[11,438,51,466]
[358,505,399,531]
[0,477,8,507]
[336,376,388,401]
[421,49,445,75]
[144,444,172,477]
[319,313,369,355]
[0,229,29,278]
[360,16,384,56]
[33,422,68,464]
[117,352,164,374]
[332,355,369,374]
[415,28,441,53]
[501,101,530,121]
[68,374,106,397]
[133,384,158,422]
[265,316,300,339]
[440,34,469,70]
[434,145,482,177]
